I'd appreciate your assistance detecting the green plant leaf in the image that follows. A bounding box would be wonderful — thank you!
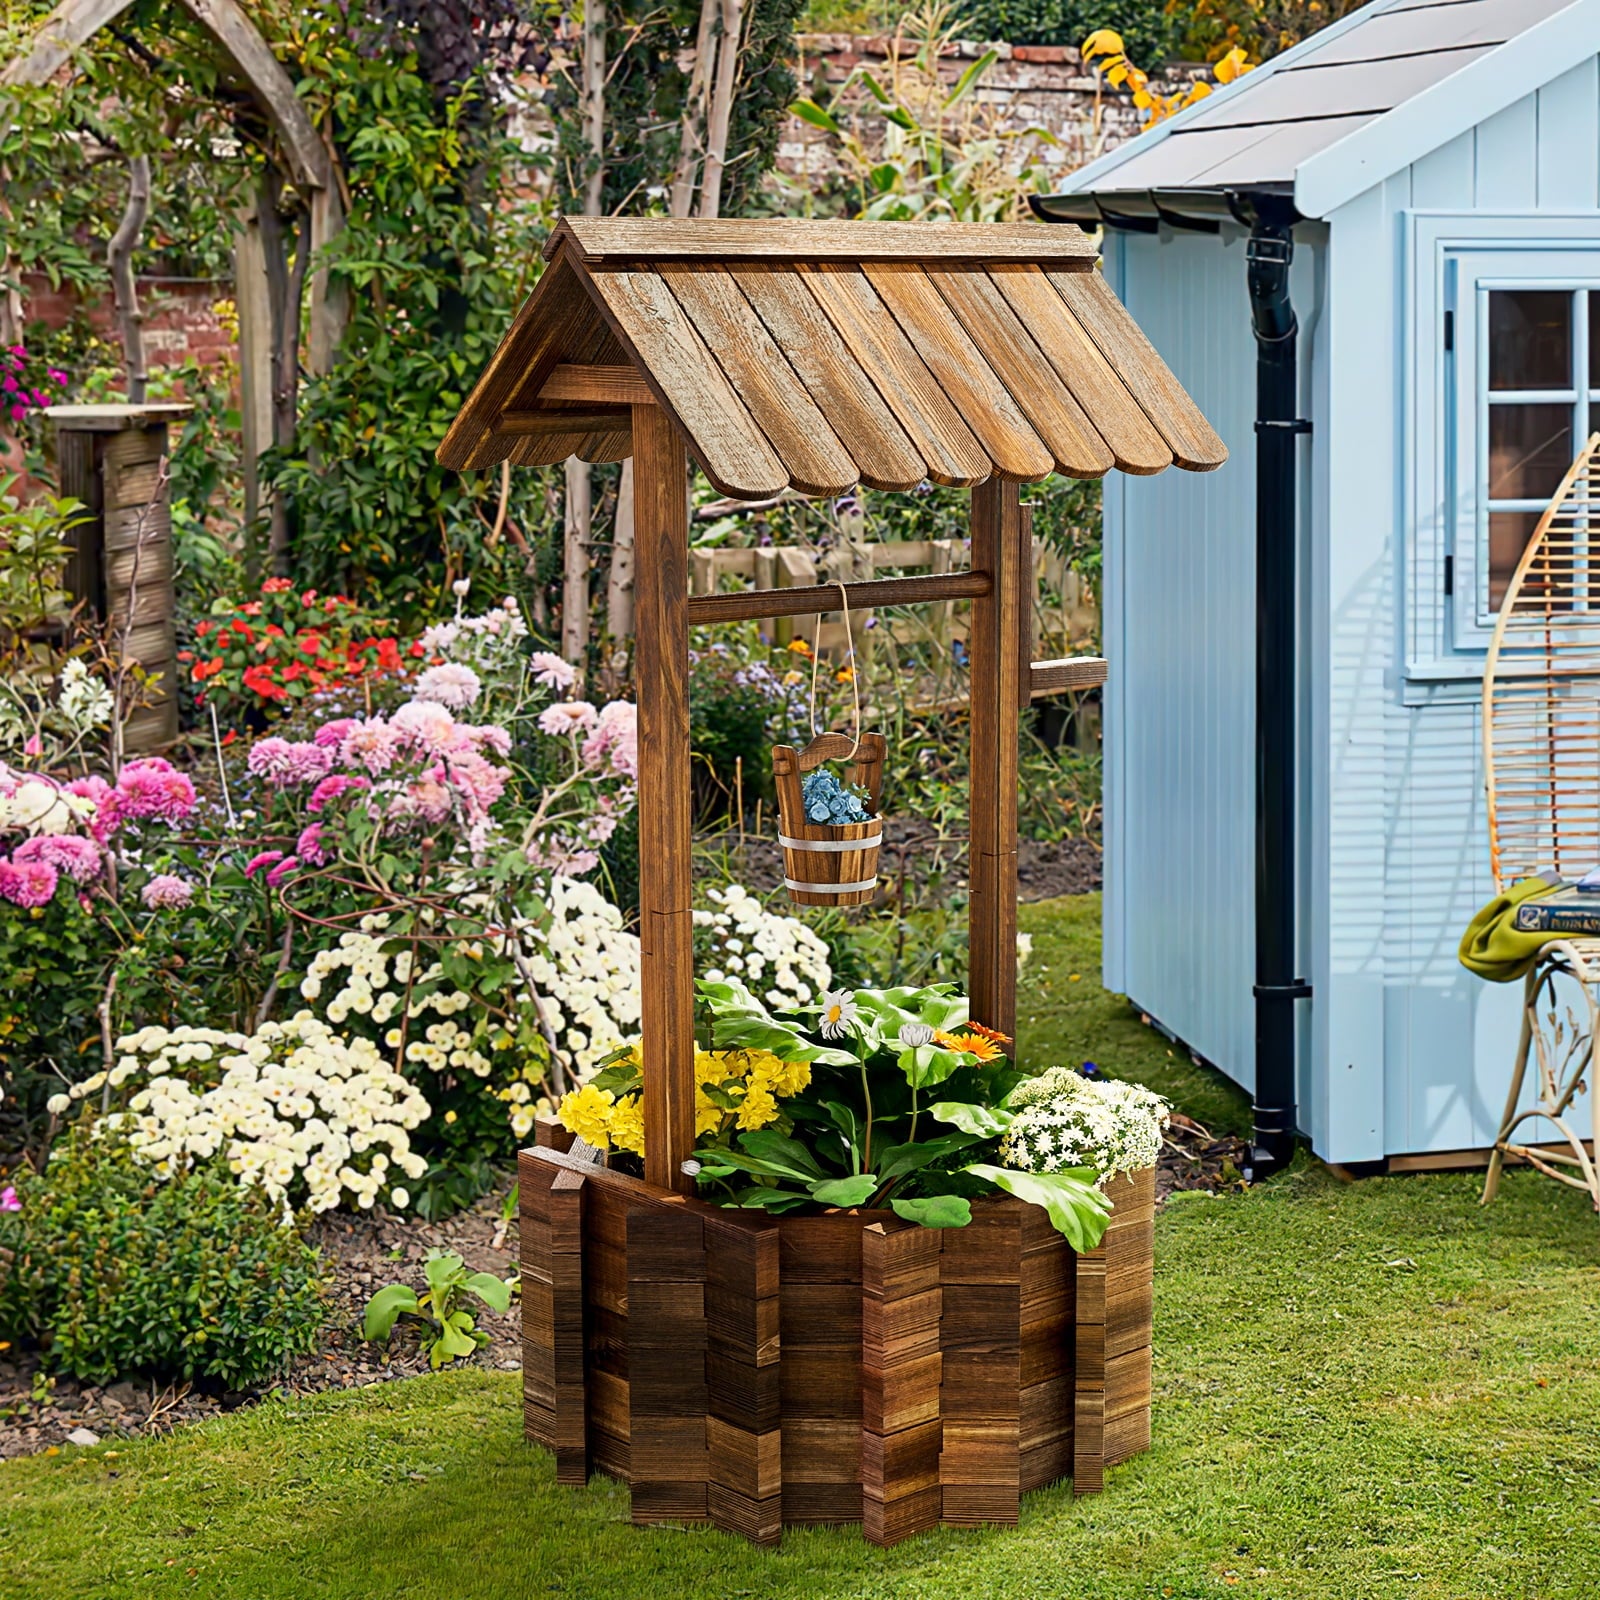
[809,1174,879,1208]
[891,1194,972,1228]
[898,1043,967,1089]
[875,1130,982,1180]
[791,98,842,135]
[944,51,999,108]
[464,1272,512,1314]
[739,1129,827,1180]
[736,1188,815,1213]
[964,1164,1114,1251]
[423,1249,466,1297]
[928,1101,1014,1138]
[362,1284,420,1344]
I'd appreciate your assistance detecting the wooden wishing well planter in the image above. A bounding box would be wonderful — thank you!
[439,217,1225,1543]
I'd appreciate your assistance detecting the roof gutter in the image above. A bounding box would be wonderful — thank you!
[1030,185,1299,233]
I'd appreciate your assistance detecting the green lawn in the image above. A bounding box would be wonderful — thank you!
[6,896,1599,1600]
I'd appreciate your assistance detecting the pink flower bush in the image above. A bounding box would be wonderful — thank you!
[307,774,370,813]
[248,737,333,787]
[245,850,285,879]
[114,758,197,824]
[341,718,401,775]
[582,701,639,780]
[414,662,481,710]
[539,701,598,738]
[529,651,577,692]
[297,823,328,865]
[13,833,102,883]
[0,856,59,908]
[141,873,194,910]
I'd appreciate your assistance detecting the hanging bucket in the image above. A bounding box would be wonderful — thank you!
[771,581,885,908]
[772,732,886,907]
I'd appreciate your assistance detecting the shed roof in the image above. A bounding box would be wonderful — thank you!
[437,217,1226,500]
[1037,0,1595,221]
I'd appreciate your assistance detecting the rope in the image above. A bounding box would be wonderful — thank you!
[808,580,862,760]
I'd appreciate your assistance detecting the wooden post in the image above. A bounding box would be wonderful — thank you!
[632,404,696,1192]
[967,477,1024,1046]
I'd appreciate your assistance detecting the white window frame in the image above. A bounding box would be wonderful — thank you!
[1405,214,1600,677]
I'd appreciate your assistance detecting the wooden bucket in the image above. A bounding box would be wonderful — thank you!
[771,731,886,908]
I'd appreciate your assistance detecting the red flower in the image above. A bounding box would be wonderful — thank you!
[408,640,426,658]
[301,590,318,606]
[195,620,212,638]
[376,638,402,674]
[239,601,263,617]
[232,620,255,641]
[221,729,238,746]
[243,663,287,702]
[176,650,194,663]
[261,577,293,593]
[193,657,226,681]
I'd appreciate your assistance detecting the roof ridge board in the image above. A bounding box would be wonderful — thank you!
[546,215,1099,264]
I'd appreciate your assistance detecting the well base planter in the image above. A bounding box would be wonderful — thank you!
[520,1134,1154,1545]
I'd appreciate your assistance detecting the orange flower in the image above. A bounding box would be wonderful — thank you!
[963,1021,1012,1046]
[932,1029,1003,1062]
[787,638,813,656]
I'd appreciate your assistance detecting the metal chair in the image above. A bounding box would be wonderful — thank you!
[1482,434,1600,1208]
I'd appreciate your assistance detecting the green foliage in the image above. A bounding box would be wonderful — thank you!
[551,0,804,220]
[0,1124,325,1389]
[1169,0,1361,63]
[0,473,81,639]
[954,0,1175,58]
[264,28,553,616]
[363,1247,516,1369]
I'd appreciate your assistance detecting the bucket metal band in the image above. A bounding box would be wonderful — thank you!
[778,829,882,853]
[785,875,879,895]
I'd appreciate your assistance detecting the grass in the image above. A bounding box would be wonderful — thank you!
[6,896,1600,1599]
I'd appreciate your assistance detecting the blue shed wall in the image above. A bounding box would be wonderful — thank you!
[1322,61,1600,1159]
[1100,226,1321,1110]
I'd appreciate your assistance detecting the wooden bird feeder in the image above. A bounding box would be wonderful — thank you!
[439,217,1225,1544]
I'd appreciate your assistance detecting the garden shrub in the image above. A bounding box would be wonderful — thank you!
[0,1126,325,1389]
[952,0,1174,63]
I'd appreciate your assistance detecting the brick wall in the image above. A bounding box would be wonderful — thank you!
[18,272,235,375]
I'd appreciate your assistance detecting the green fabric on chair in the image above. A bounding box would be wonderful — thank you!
[1458,872,1565,982]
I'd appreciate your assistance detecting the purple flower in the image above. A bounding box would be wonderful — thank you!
[0,1186,19,1213]
[141,873,193,910]
[13,834,102,883]
[244,850,284,879]
[0,857,59,908]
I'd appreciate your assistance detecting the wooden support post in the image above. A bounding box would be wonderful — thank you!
[550,1167,589,1484]
[967,477,1024,1046]
[632,404,696,1193]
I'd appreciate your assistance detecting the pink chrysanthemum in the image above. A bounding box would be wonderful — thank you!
[115,759,196,823]
[0,856,59,908]
[340,718,401,775]
[581,700,638,779]
[296,822,328,865]
[265,855,300,888]
[391,700,457,753]
[13,833,102,883]
[307,773,370,813]
[244,850,284,879]
[529,651,577,692]
[463,723,513,758]
[414,662,481,710]
[398,778,453,824]
[141,873,193,910]
[437,751,508,817]
[539,700,598,739]
[313,717,358,749]
[248,738,333,786]
[65,775,120,842]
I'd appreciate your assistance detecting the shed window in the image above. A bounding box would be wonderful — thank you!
[1441,245,1600,652]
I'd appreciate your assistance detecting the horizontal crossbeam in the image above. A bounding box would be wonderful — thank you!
[685,570,992,625]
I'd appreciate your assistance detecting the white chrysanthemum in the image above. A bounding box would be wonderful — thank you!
[1000,1069,1169,1183]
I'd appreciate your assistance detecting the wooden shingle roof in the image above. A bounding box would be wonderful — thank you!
[438,217,1226,499]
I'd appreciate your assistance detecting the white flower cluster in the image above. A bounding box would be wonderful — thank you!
[695,882,832,1010]
[57,658,114,732]
[50,1017,430,1213]
[1000,1068,1170,1182]
[520,874,641,1075]
[419,596,528,684]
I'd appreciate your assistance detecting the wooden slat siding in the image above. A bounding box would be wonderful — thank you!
[627,1202,710,1524]
[585,268,787,499]
[657,264,860,499]
[778,1214,867,1524]
[548,216,1100,265]
[548,1168,589,1484]
[864,263,1054,484]
[925,266,1116,479]
[798,264,991,488]
[861,1223,943,1545]
[519,1150,558,1450]
[1074,1167,1155,1495]
[987,265,1172,476]
[1017,1215,1075,1495]
[632,405,697,1193]
[938,1204,1023,1526]
[437,253,591,470]
[729,265,927,492]
[538,363,657,404]
[703,1211,783,1545]
[498,408,631,437]
[967,477,1024,1047]
[1046,270,1228,472]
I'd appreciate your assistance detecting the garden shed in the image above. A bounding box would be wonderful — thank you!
[1036,0,1600,1168]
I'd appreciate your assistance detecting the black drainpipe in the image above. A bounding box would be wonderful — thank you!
[1238,191,1311,1180]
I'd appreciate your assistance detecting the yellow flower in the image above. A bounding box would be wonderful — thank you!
[787,638,813,656]
[736,1081,779,1131]
[608,1093,646,1156]
[558,1082,615,1149]
[749,1050,811,1098]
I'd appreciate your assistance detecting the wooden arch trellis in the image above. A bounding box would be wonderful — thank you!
[441,216,1226,1542]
